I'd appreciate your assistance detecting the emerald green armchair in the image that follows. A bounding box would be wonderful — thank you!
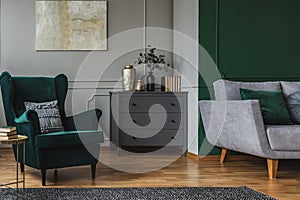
[0,72,104,186]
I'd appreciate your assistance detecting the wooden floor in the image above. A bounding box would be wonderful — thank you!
[1,148,300,200]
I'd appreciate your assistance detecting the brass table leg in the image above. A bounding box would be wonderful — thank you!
[23,143,25,189]
[16,141,19,190]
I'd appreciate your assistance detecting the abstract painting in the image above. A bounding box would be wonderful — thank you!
[36,1,107,51]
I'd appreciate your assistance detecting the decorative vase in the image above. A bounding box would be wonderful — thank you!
[146,71,155,91]
[135,80,145,91]
[122,65,136,91]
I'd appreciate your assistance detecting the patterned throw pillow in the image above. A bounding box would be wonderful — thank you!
[24,100,64,133]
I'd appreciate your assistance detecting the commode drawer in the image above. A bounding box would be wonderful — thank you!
[121,96,184,113]
[121,113,183,130]
[120,130,184,147]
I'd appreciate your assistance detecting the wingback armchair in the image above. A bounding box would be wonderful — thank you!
[0,72,104,185]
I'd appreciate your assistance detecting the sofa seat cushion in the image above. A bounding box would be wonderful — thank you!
[266,125,300,151]
[35,130,104,149]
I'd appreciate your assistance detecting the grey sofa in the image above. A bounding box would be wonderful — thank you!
[199,79,300,179]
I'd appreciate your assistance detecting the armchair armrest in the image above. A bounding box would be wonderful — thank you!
[14,109,41,144]
[199,100,274,158]
[65,109,102,131]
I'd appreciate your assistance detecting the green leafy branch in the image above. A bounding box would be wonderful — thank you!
[134,48,170,72]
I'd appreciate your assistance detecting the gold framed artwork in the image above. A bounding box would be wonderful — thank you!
[35,1,107,51]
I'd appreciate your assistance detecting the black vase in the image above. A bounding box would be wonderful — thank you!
[146,72,155,91]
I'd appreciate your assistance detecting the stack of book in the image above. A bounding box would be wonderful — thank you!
[0,126,17,140]
[161,76,181,92]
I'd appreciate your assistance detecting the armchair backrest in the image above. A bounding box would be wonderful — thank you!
[0,72,68,126]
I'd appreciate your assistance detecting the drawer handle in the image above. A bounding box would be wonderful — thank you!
[171,120,176,123]
[132,103,137,107]
[171,103,176,107]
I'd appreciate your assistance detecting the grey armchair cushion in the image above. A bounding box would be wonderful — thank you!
[286,91,300,124]
[213,79,281,100]
[24,100,64,133]
[266,125,300,151]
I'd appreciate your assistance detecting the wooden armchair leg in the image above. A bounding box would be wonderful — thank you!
[91,164,96,179]
[220,148,229,164]
[41,169,46,186]
[20,163,24,173]
[267,159,278,179]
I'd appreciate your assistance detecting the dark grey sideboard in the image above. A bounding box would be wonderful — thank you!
[109,91,188,156]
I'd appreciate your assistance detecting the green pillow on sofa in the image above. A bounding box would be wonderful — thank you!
[240,88,293,125]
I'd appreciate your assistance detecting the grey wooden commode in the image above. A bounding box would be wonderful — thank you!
[109,91,188,156]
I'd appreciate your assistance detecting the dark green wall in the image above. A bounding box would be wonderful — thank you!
[199,0,300,155]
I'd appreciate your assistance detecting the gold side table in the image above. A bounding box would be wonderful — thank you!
[0,135,27,190]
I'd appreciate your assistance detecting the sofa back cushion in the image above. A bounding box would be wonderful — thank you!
[281,81,300,124]
[213,79,281,100]
[286,92,300,124]
[280,81,300,97]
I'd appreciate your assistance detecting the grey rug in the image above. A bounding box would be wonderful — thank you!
[0,187,275,200]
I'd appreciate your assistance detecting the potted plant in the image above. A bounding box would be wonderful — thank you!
[135,47,170,91]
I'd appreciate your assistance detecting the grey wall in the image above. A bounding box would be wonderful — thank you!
[173,0,199,155]
[0,0,174,142]
[1,0,146,77]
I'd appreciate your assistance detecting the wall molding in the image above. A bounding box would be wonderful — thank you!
[68,80,200,90]
[67,79,199,110]
[68,80,121,82]
[68,80,121,90]
[87,93,110,110]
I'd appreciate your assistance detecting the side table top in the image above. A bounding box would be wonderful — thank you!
[0,135,28,145]
[109,91,188,94]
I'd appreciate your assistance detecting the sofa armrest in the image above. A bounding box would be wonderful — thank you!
[14,109,41,145]
[199,100,274,158]
[65,109,102,131]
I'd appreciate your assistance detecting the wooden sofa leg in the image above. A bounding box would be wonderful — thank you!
[220,148,229,164]
[41,169,46,186]
[267,159,278,179]
[91,164,96,179]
